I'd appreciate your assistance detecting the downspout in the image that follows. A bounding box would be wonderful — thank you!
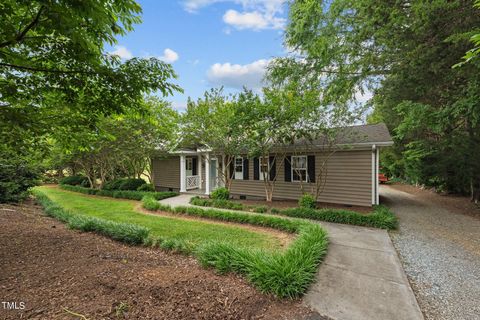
[372,144,377,205]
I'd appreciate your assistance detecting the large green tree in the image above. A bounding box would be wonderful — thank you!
[270,0,480,201]
[0,0,181,201]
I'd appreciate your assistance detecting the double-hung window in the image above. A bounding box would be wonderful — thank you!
[291,156,308,182]
[234,157,243,180]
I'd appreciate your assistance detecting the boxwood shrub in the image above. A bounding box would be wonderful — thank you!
[59,175,90,187]
[102,178,146,191]
[210,187,230,200]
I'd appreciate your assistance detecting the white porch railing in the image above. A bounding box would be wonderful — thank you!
[186,175,200,190]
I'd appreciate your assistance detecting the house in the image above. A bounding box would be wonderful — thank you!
[151,123,393,207]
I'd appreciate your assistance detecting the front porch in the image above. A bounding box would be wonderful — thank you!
[176,150,225,195]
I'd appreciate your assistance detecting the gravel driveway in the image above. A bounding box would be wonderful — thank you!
[381,185,480,320]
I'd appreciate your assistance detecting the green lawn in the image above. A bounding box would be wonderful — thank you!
[36,186,282,250]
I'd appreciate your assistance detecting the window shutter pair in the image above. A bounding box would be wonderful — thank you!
[284,155,316,182]
[252,156,276,180]
[230,157,249,180]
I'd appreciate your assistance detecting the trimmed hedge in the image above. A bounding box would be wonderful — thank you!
[33,190,149,245]
[59,175,90,187]
[102,178,146,191]
[59,184,178,201]
[280,205,398,230]
[142,195,329,298]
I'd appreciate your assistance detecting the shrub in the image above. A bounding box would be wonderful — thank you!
[59,184,178,201]
[210,187,229,200]
[0,159,40,203]
[299,193,316,209]
[102,178,146,191]
[190,197,245,211]
[59,175,89,187]
[270,208,280,214]
[102,179,125,190]
[137,183,155,192]
[118,178,146,190]
[252,205,268,213]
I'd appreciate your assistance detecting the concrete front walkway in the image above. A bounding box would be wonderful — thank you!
[159,194,423,320]
[304,222,423,320]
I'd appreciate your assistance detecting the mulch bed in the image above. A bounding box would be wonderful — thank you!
[232,199,372,214]
[0,200,327,320]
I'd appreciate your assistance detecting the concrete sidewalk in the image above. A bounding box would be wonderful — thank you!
[304,222,423,320]
[159,194,423,320]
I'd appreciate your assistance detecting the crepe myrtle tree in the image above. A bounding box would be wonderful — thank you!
[181,88,247,190]
[235,88,304,202]
[51,97,179,189]
[262,81,359,202]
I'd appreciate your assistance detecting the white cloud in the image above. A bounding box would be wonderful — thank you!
[207,59,270,90]
[158,48,179,63]
[109,45,133,59]
[183,0,285,31]
[223,9,284,30]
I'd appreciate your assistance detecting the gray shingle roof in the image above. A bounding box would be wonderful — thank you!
[333,123,394,145]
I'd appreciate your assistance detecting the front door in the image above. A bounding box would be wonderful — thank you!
[210,158,217,190]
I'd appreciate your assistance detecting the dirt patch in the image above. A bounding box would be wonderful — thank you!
[387,183,480,220]
[135,204,294,249]
[0,200,326,320]
[232,199,372,214]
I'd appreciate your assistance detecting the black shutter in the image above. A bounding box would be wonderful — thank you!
[269,156,276,181]
[253,157,259,180]
[192,157,197,175]
[229,158,235,180]
[308,155,315,183]
[284,156,292,182]
[243,158,249,180]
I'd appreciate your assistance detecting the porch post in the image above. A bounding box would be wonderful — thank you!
[180,155,186,192]
[197,154,202,189]
[205,153,210,195]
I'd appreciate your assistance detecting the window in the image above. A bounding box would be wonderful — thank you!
[234,157,243,180]
[260,157,269,180]
[291,156,308,182]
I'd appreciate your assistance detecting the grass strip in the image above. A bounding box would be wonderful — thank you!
[142,195,328,298]
[59,184,178,201]
[33,190,149,244]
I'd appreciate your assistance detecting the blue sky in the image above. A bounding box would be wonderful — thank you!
[108,0,289,111]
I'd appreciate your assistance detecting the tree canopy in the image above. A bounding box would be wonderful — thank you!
[269,0,480,201]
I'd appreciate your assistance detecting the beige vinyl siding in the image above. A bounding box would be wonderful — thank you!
[229,150,372,207]
[151,156,180,190]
